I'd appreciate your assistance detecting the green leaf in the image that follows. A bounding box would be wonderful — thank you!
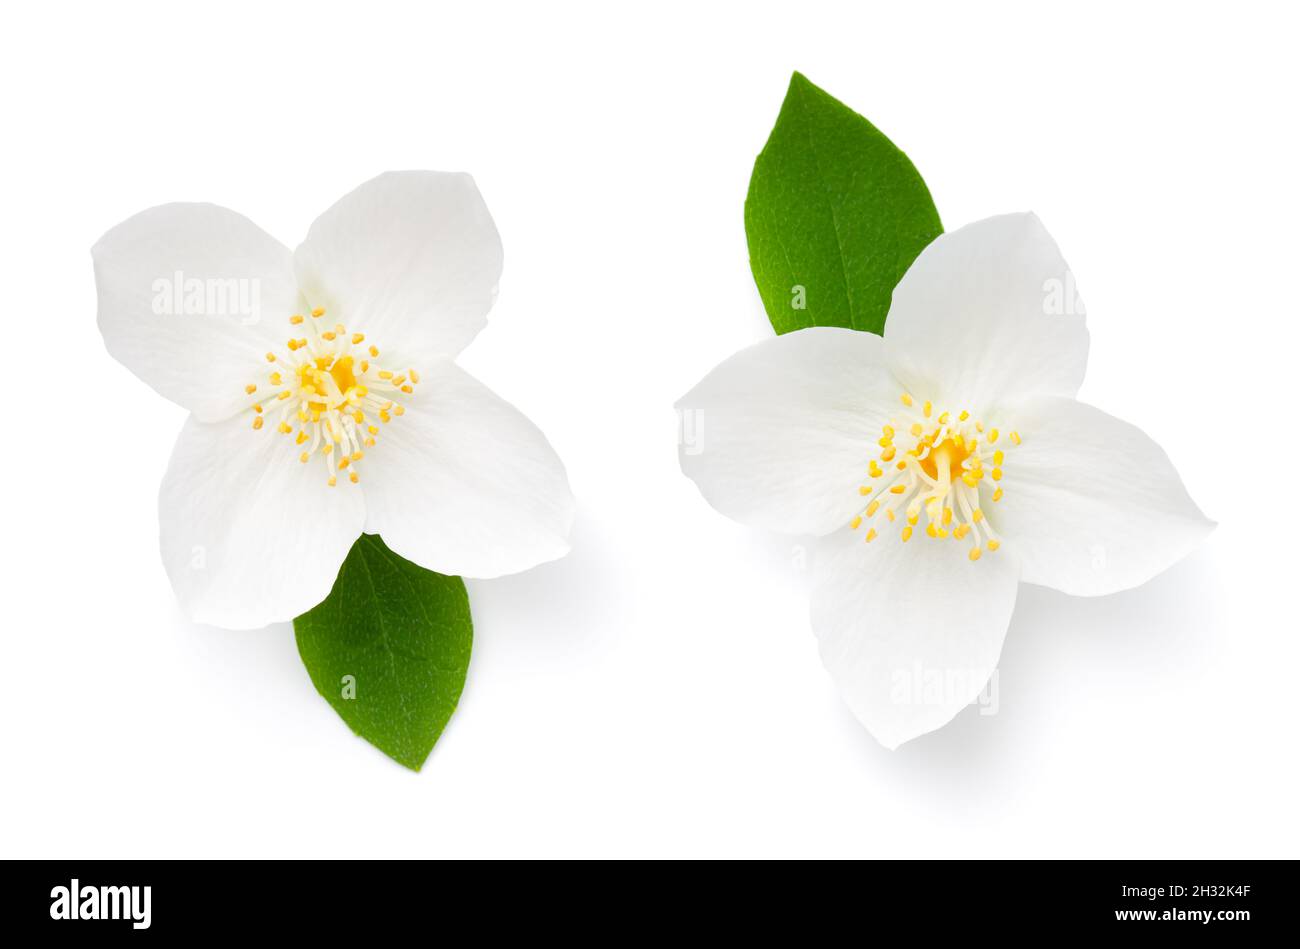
[294,534,472,771]
[744,72,944,336]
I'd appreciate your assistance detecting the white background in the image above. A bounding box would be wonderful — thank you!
[2,1,1297,858]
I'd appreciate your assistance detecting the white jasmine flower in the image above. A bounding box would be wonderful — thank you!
[677,213,1212,749]
[96,172,575,629]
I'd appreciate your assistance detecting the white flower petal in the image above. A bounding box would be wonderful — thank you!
[884,213,1089,411]
[811,527,1021,749]
[992,397,1213,596]
[295,172,503,363]
[361,360,574,578]
[676,327,901,536]
[160,415,366,629]
[94,203,299,422]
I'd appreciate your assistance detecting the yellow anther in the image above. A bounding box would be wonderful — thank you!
[311,307,325,317]
[886,509,896,522]
[299,452,309,463]
[962,472,979,488]
[351,451,363,462]
[910,422,923,437]
[277,390,292,401]
[401,385,413,393]
[926,523,938,538]
[942,507,953,526]
[1010,431,1022,445]
[244,383,257,395]
[866,500,881,517]
[869,461,883,477]
[353,411,364,424]
[992,488,1004,502]
[296,431,308,445]
[966,438,978,453]
[865,529,878,543]
[907,510,919,527]
[988,539,1001,551]
[973,508,984,523]
[923,401,932,418]
[338,457,350,470]
[409,370,420,384]
[993,450,1004,465]
[265,352,276,362]
[323,443,334,455]
[378,370,393,380]
[253,405,262,414]
[349,471,359,484]
[392,374,406,386]
[364,437,376,447]
[251,416,264,430]
[890,484,906,495]
[850,516,862,530]
[878,435,892,448]
[901,526,913,542]
[355,385,368,397]
[290,314,304,325]
[327,476,337,487]
[896,461,906,470]
[989,428,1000,443]
[938,411,949,424]
[882,425,895,439]
[360,361,369,373]
[992,468,1004,481]
[969,547,983,562]
[367,425,379,435]
[958,410,970,421]
[901,393,913,407]
[379,411,391,423]
[277,422,292,434]
[936,527,949,539]
[954,524,969,540]
[859,486,871,496]
[368,346,379,357]
[270,372,282,385]
[334,324,345,335]
[881,446,897,462]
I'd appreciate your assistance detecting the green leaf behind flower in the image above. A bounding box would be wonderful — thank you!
[745,72,943,336]
[294,534,472,771]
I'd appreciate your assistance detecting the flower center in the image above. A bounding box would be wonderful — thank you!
[242,307,420,486]
[850,392,1022,561]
